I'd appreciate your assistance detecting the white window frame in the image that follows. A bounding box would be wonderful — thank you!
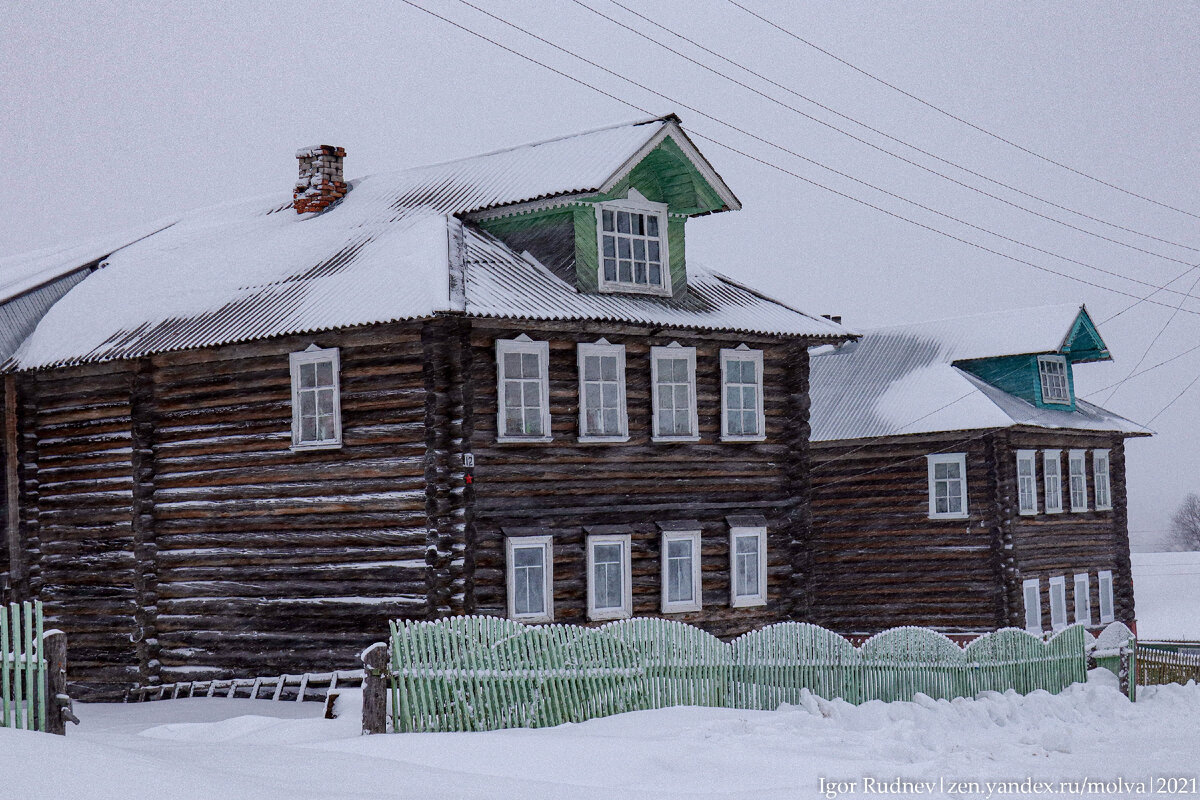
[586,533,633,621]
[926,453,969,520]
[1048,575,1067,631]
[505,535,554,623]
[650,343,699,442]
[1037,355,1071,405]
[595,191,672,297]
[576,340,629,443]
[1098,570,1115,623]
[289,345,343,451]
[661,529,702,614]
[1073,572,1092,625]
[1068,449,1088,512]
[1016,449,1038,515]
[496,337,552,443]
[1023,578,1042,633]
[729,526,767,608]
[1043,450,1064,514]
[1093,449,1113,511]
[719,346,766,442]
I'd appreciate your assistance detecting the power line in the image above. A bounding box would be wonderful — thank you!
[1146,372,1200,425]
[1082,340,1200,399]
[725,0,1200,222]
[1102,269,1200,404]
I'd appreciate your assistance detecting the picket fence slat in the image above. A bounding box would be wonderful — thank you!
[1,601,48,733]
[383,617,1088,733]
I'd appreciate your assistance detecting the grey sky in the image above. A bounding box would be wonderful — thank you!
[3,1,1197,547]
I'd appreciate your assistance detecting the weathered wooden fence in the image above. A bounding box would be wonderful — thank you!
[1,600,46,732]
[129,669,364,704]
[1135,644,1200,689]
[374,617,1087,733]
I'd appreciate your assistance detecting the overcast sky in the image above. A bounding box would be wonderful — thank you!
[3,1,1198,548]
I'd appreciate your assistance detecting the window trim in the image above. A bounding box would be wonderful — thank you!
[1098,570,1115,624]
[1073,572,1092,625]
[495,337,553,444]
[1093,449,1113,511]
[1048,575,1067,631]
[719,347,766,442]
[505,535,554,623]
[729,526,768,608]
[1016,449,1039,516]
[650,343,700,442]
[586,532,633,621]
[289,345,343,451]
[1068,449,1088,512]
[661,529,703,614]
[594,192,672,297]
[576,340,629,443]
[1023,577,1042,633]
[926,453,969,520]
[1037,354,1071,405]
[1043,450,1064,514]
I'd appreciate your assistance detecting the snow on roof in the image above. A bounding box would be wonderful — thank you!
[810,306,1148,442]
[6,116,834,371]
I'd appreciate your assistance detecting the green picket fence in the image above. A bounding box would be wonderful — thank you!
[1,600,48,732]
[386,617,1087,733]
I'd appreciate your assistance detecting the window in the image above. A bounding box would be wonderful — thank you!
[496,337,551,442]
[595,193,670,296]
[506,536,553,623]
[1049,576,1067,631]
[651,344,699,442]
[1093,449,1112,510]
[289,346,342,449]
[587,533,632,621]
[729,526,767,607]
[577,340,628,442]
[1043,450,1064,514]
[1098,570,1115,623]
[1023,578,1042,633]
[1074,573,1092,625]
[720,347,765,441]
[1069,450,1088,512]
[661,529,702,613]
[926,453,968,519]
[1037,355,1070,405]
[1016,450,1038,515]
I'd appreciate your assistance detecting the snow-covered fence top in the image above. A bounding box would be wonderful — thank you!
[382,617,1087,733]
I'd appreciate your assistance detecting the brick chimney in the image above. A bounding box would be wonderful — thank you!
[294,145,347,214]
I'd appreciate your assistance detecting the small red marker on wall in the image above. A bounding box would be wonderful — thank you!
[465,474,473,484]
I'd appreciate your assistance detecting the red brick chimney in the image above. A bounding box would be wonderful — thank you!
[294,145,347,213]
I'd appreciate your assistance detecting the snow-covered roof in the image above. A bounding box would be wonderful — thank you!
[810,306,1149,442]
[3,116,844,371]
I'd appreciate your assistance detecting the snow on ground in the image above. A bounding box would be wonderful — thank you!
[1132,551,1200,640]
[2,670,1199,799]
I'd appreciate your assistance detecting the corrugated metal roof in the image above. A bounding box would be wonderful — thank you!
[810,308,1149,442]
[0,270,91,362]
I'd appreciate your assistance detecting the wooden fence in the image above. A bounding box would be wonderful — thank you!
[1,600,46,732]
[1135,644,1200,689]
[129,669,364,704]
[375,617,1087,733]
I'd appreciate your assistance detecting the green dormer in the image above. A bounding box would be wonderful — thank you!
[954,306,1110,412]
[470,117,739,302]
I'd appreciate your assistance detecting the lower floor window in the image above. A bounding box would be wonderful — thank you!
[1048,576,1067,631]
[506,536,553,623]
[729,526,767,607]
[1073,573,1092,625]
[587,533,632,621]
[1023,578,1042,633]
[661,529,702,613]
[1098,570,1115,623]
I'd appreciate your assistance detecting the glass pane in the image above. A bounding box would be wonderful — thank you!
[647,216,659,237]
[584,355,600,381]
[604,259,617,281]
[505,408,522,433]
[602,409,618,434]
[742,410,757,434]
[300,362,316,388]
[673,384,689,409]
[318,416,336,441]
[618,238,631,259]
[934,463,949,479]
[634,262,646,283]
[514,546,543,568]
[602,209,614,232]
[619,261,632,282]
[617,211,630,234]
[727,409,742,435]
[601,382,618,407]
[674,410,690,433]
[503,351,521,377]
[316,360,333,386]
[317,388,334,415]
[633,240,645,260]
[585,383,601,409]
[524,408,542,436]
[602,236,616,258]
[740,360,756,382]
[594,543,621,565]
[742,386,757,410]
[521,352,539,378]
[648,240,660,261]
[649,263,662,286]
[601,355,617,382]
[726,385,741,411]
[504,381,522,407]
[301,417,317,442]
[657,409,673,434]
[523,381,540,408]
[300,391,316,417]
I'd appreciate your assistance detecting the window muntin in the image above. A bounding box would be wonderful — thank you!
[1043,450,1064,513]
[1016,450,1038,515]
[1037,355,1070,405]
[720,348,765,441]
[1098,570,1115,623]
[650,344,699,441]
[1049,576,1067,631]
[927,453,968,519]
[595,195,670,296]
[1073,573,1092,625]
[289,346,342,449]
[587,533,632,621]
[577,341,628,442]
[1093,449,1112,510]
[506,536,553,623]
[1023,578,1042,633]
[1069,450,1088,512]
[661,530,702,613]
[496,338,551,442]
[729,526,767,607]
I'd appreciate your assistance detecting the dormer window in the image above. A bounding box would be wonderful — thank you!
[596,191,670,296]
[1037,355,1070,404]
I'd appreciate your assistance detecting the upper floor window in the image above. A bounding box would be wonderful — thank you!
[651,344,699,442]
[1069,449,1088,512]
[720,347,765,442]
[1093,449,1112,510]
[926,453,968,519]
[1016,450,1038,515]
[577,340,628,442]
[496,337,552,442]
[596,192,671,296]
[1037,355,1070,405]
[289,345,342,450]
[1043,450,1064,514]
